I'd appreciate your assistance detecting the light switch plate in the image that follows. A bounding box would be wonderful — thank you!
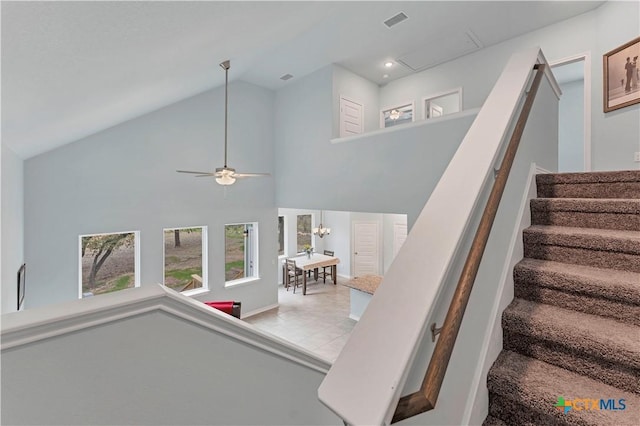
[634,152,640,162]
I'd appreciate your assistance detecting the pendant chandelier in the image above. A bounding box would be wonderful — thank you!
[313,211,331,238]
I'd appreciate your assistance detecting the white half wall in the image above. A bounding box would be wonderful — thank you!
[1,286,340,425]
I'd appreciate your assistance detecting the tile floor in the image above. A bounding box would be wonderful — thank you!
[243,277,356,362]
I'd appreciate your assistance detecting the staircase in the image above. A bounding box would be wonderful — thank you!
[484,170,640,425]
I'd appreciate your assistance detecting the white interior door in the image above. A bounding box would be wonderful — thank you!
[353,222,379,277]
[340,96,363,137]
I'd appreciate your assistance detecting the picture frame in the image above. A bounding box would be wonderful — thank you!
[603,36,640,112]
[380,101,415,129]
[17,263,26,310]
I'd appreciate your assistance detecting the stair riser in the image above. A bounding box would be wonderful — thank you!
[537,182,640,199]
[514,285,640,327]
[531,211,640,231]
[503,332,640,395]
[523,244,640,273]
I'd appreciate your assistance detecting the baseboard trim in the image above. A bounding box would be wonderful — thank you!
[241,303,279,319]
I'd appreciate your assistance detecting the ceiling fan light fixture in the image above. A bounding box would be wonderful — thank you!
[215,167,236,185]
[177,59,269,186]
[216,175,236,185]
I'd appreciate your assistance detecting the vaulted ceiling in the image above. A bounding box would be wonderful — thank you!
[1,1,604,159]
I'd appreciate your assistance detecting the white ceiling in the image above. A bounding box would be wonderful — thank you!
[1,1,604,159]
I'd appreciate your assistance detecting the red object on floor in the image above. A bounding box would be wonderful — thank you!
[204,301,241,318]
[204,301,234,314]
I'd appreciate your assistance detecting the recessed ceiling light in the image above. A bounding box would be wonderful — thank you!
[385,61,394,68]
[383,74,389,79]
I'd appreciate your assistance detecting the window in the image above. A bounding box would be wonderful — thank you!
[79,231,140,298]
[163,227,207,293]
[296,214,312,253]
[225,223,258,285]
[278,216,285,256]
[422,88,462,119]
[380,101,415,128]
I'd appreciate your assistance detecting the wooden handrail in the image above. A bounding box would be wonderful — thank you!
[392,64,546,423]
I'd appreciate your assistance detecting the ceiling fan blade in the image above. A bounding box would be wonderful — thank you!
[234,172,271,178]
[177,170,215,175]
[195,174,216,177]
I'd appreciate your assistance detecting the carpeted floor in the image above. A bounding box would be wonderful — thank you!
[484,170,640,426]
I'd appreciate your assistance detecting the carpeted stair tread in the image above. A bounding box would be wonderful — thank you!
[536,170,640,185]
[523,226,640,272]
[487,351,640,425]
[536,170,640,199]
[523,225,640,254]
[503,299,640,393]
[531,198,640,231]
[482,415,509,426]
[514,258,640,306]
[503,298,640,370]
[532,198,640,214]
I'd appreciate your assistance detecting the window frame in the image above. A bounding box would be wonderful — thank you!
[278,215,287,257]
[224,222,260,287]
[162,226,208,296]
[379,100,415,129]
[78,230,140,299]
[421,87,463,120]
[296,214,313,254]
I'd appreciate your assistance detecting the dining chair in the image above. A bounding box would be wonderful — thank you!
[285,259,303,293]
[318,250,334,284]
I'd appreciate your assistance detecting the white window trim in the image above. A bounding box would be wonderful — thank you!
[78,230,141,299]
[380,100,415,128]
[278,215,287,257]
[162,226,208,293]
[224,222,259,287]
[421,87,463,120]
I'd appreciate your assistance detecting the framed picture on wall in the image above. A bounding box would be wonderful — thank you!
[603,36,640,112]
[380,101,415,128]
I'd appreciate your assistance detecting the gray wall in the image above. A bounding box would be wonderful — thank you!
[24,81,278,312]
[1,310,339,425]
[559,79,585,172]
[274,64,476,226]
[1,144,24,314]
[380,1,640,171]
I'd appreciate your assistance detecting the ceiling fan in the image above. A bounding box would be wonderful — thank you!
[177,60,269,185]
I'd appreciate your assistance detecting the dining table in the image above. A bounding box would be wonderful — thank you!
[286,253,340,295]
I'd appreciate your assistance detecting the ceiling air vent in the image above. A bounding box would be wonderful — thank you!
[280,74,294,81]
[383,12,408,28]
